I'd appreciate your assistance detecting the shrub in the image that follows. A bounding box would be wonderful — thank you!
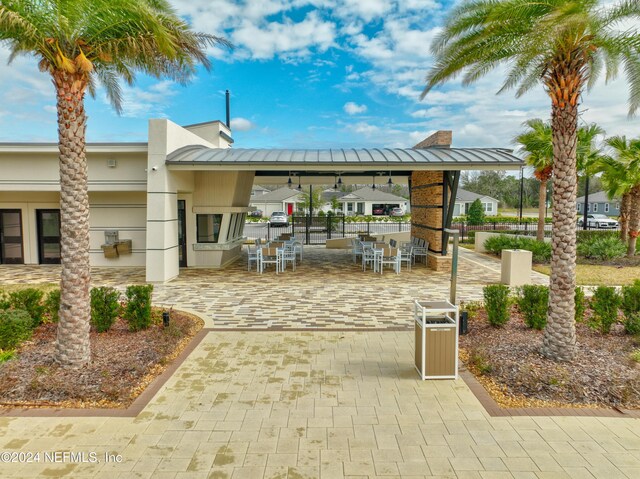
[577,236,626,260]
[467,199,485,225]
[44,289,60,323]
[124,284,154,332]
[517,285,549,330]
[630,349,640,363]
[590,286,621,334]
[90,287,120,333]
[575,287,586,323]
[0,290,9,310]
[483,284,511,327]
[8,289,45,326]
[621,281,640,335]
[467,347,492,375]
[0,350,15,363]
[483,235,551,263]
[576,229,620,243]
[0,309,33,350]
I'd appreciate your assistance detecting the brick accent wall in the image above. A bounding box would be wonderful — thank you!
[410,171,444,254]
[413,131,452,149]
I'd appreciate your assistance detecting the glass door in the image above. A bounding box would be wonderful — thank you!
[36,210,61,264]
[178,200,187,267]
[0,210,24,264]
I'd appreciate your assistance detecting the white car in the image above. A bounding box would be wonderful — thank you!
[269,211,289,227]
[577,214,619,229]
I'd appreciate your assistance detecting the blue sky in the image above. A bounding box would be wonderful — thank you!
[0,0,637,150]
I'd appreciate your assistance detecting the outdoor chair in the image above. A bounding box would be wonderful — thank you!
[362,245,378,272]
[379,248,401,274]
[281,243,297,271]
[247,244,259,271]
[412,239,428,265]
[400,245,413,271]
[351,238,363,263]
[292,240,303,262]
[259,247,281,274]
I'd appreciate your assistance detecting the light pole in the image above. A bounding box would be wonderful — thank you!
[518,167,524,222]
[582,175,590,230]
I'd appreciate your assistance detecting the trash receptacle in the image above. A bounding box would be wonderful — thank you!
[414,300,459,380]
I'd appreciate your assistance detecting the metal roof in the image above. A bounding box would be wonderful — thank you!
[166,145,522,169]
[341,187,408,202]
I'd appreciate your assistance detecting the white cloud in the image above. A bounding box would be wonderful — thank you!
[231,117,256,131]
[232,12,336,60]
[118,81,178,119]
[343,101,367,115]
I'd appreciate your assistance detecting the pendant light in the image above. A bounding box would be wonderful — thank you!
[297,176,302,191]
[372,175,376,190]
[287,172,292,188]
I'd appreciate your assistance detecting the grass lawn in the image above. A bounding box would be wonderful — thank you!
[0,283,58,294]
[533,263,640,286]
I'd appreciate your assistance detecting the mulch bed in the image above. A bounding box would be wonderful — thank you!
[460,306,640,409]
[0,309,203,409]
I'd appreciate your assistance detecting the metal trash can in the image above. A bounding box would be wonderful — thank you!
[414,300,459,380]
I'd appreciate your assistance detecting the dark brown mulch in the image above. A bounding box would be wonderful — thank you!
[0,309,203,409]
[460,306,640,409]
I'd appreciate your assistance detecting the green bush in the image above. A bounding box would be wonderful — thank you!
[467,199,485,225]
[483,235,551,263]
[575,287,586,323]
[483,284,511,327]
[8,289,45,326]
[0,309,33,350]
[517,285,549,330]
[44,289,60,323]
[90,287,120,333]
[577,236,626,260]
[621,281,640,335]
[590,286,621,334]
[576,229,620,243]
[0,290,9,310]
[124,284,154,332]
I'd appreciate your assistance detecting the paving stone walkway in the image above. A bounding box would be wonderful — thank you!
[0,247,548,330]
[1,247,635,479]
[1,331,639,478]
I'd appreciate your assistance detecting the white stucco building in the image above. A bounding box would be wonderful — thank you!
[0,121,523,279]
[453,188,499,216]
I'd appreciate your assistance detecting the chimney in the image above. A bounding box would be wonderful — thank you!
[413,130,452,149]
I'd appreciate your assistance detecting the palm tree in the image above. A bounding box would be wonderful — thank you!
[599,136,640,254]
[515,119,553,241]
[0,0,228,367]
[422,0,640,362]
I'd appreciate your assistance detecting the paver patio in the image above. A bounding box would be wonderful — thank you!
[0,247,637,478]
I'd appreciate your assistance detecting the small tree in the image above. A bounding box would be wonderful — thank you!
[467,199,485,225]
[330,197,341,213]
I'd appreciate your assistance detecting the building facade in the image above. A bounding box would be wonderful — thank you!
[576,191,620,216]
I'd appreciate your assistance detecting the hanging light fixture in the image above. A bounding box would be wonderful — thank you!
[337,175,342,186]
[387,171,393,186]
[372,174,376,190]
[287,172,292,188]
[297,176,302,191]
[333,176,338,190]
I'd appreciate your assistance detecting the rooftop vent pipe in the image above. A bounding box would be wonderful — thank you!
[225,90,230,129]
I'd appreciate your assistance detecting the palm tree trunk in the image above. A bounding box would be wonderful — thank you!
[542,102,577,362]
[537,180,547,241]
[620,192,631,243]
[627,185,640,257]
[53,71,92,367]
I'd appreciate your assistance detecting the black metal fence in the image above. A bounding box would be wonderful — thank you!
[452,221,621,243]
[245,215,411,245]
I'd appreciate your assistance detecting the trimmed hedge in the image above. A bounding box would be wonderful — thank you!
[44,289,60,323]
[517,285,549,330]
[590,286,621,334]
[577,236,626,260]
[483,235,551,263]
[8,289,45,326]
[0,309,33,350]
[90,287,120,333]
[124,284,154,332]
[621,281,640,335]
[483,284,511,327]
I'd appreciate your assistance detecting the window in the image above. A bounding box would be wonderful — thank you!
[483,202,493,213]
[196,214,223,243]
[577,203,582,212]
[587,203,591,212]
[357,202,365,215]
[604,203,610,213]
[616,203,620,210]
[347,203,354,212]
[593,203,598,212]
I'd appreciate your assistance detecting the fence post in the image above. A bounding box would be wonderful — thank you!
[367,221,370,235]
[524,222,528,233]
[342,215,345,237]
[267,222,271,241]
[327,215,331,240]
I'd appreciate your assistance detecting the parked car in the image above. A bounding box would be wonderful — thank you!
[269,211,289,227]
[577,214,619,229]
[390,207,404,217]
[372,207,385,215]
[248,209,263,217]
